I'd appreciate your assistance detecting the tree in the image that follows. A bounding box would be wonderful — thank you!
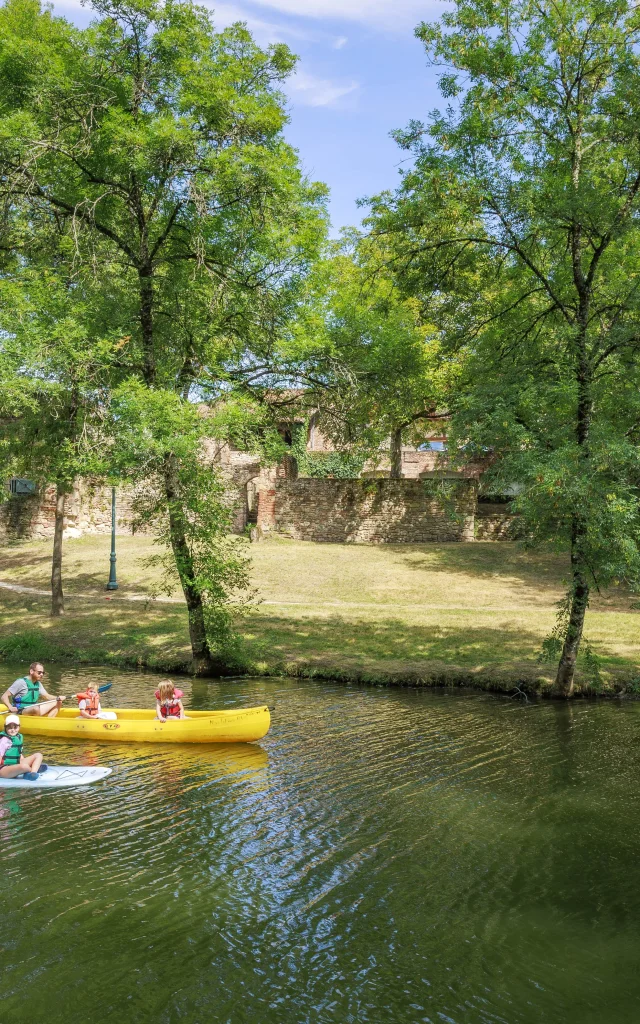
[0,247,115,616]
[291,241,458,476]
[0,0,326,671]
[110,382,253,672]
[367,0,640,694]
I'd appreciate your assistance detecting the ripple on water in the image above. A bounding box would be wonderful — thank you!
[1,666,640,1022]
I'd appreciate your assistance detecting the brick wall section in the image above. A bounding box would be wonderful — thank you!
[267,478,477,543]
[257,489,277,531]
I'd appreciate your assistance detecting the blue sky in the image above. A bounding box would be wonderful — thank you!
[51,0,446,234]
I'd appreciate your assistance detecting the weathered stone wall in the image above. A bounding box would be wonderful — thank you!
[475,502,516,541]
[261,478,478,543]
[1,476,516,545]
[0,481,136,541]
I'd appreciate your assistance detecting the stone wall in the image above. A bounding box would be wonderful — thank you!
[1,476,516,545]
[260,478,478,544]
[0,481,136,541]
[475,502,517,541]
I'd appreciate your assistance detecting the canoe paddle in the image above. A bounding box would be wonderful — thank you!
[98,683,112,694]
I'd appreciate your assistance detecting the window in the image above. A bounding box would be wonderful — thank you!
[418,440,447,452]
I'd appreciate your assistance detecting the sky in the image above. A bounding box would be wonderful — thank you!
[50,0,447,234]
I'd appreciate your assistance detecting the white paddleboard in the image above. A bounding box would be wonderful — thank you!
[0,766,112,789]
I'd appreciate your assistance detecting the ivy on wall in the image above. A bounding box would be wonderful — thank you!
[290,422,364,479]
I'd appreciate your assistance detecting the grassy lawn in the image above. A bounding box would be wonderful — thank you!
[1,533,639,693]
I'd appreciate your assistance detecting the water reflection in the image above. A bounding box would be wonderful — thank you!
[0,665,639,1023]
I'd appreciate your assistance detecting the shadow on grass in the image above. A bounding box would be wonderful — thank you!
[242,611,550,669]
[0,544,154,596]
[0,592,191,668]
[391,542,568,586]
[0,590,636,691]
[389,543,635,612]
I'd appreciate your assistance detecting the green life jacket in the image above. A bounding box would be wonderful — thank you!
[17,676,40,707]
[1,731,23,766]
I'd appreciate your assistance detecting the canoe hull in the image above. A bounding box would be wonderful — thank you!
[0,705,271,744]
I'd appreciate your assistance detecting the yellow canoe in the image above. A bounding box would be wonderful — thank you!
[0,705,270,744]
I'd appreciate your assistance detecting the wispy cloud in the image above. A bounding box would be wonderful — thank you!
[211,1,316,42]
[246,0,436,30]
[333,35,348,49]
[287,70,359,107]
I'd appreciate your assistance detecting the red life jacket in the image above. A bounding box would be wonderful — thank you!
[154,688,183,719]
[75,690,100,716]
[159,698,181,719]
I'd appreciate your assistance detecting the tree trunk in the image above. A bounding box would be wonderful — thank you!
[389,426,403,479]
[554,518,590,697]
[139,267,156,384]
[162,456,226,676]
[554,308,592,696]
[51,484,65,617]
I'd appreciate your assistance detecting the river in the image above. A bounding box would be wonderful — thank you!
[0,664,639,1023]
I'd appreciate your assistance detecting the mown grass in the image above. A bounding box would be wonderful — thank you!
[1,534,640,694]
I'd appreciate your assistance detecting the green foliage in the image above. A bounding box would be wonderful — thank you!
[421,478,470,524]
[0,246,118,493]
[289,238,460,467]
[0,0,328,667]
[110,380,254,656]
[289,421,364,478]
[365,0,640,689]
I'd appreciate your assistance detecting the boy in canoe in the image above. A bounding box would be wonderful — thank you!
[75,681,117,720]
[1,662,66,718]
[0,715,46,780]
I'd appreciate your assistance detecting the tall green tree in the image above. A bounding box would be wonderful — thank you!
[368,0,640,694]
[292,242,458,476]
[0,0,326,671]
[0,248,115,616]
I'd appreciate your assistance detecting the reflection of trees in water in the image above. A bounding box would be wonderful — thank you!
[0,792,22,843]
[549,701,576,789]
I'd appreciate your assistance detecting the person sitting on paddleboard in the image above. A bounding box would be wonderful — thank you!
[0,662,65,718]
[155,680,188,721]
[0,715,46,780]
[75,681,117,721]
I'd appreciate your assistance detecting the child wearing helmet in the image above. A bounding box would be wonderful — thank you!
[0,715,46,780]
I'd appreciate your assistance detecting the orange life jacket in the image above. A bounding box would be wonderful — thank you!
[75,690,100,716]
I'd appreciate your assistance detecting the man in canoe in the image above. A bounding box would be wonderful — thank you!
[1,662,66,718]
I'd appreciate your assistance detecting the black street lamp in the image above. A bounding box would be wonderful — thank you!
[106,486,118,591]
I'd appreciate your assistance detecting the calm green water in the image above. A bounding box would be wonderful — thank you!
[1,665,640,1023]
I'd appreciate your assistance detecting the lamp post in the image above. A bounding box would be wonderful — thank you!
[106,486,118,591]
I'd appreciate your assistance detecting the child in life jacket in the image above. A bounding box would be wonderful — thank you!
[75,681,117,720]
[0,715,46,780]
[155,680,188,721]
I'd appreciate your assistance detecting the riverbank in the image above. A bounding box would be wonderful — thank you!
[1,535,640,695]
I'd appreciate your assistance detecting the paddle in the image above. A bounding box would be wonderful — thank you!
[98,683,112,694]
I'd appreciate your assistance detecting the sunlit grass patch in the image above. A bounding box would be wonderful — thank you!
[0,535,639,692]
